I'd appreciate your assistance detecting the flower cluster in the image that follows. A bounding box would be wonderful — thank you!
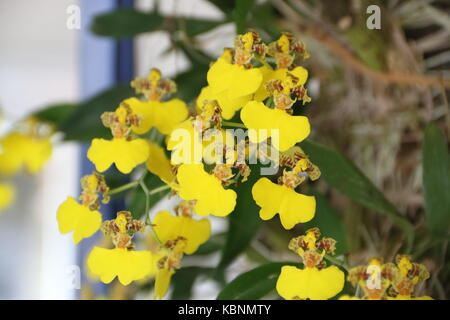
[0,117,53,212]
[344,255,431,300]
[55,30,433,300]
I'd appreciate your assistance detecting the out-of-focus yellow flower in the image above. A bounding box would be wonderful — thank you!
[197,86,252,120]
[176,164,236,217]
[252,177,315,229]
[207,56,262,100]
[0,183,15,211]
[87,138,149,174]
[254,66,308,101]
[154,268,175,300]
[0,132,52,175]
[277,265,345,300]
[87,247,157,286]
[125,97,188,135]
[56,196,102,244]
[153,210,211,254]
[146,142,174,184]
[276,229,345,300]
[240,101,310,152]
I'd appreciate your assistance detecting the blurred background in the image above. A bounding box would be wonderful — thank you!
[0,0,449,299]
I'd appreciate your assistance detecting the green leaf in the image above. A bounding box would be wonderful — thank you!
[91,9,164,38]
[301,140,414,250]
[91,8,224,39]
[128,173,170,219]
[205,0,236,14]
[178,18,225,37]
[216,164,262,274]
[233,0,255,34]
[217,262,300,300]
[194,233,225,256]
[423,123,450,236]
[171,267,213,300]
[173,66,209,102]
[304,192,348,255]
[33,104,77,127]
[249,3,282,39]
[60,84,134,141]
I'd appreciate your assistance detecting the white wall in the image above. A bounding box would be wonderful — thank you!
[0,0,79,299]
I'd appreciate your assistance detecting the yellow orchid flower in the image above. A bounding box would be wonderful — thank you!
[276,229,345,300]
[254,65,308,101]
[176,164,236,217]
[56,196,102,244]
[240,101,310,152]
[154,268,175,300]
[0,132,52,175]
[277,265,345,300]
[197,86,252,120]
[87,138,149,174]
[252,177,315,229]
[207,56,262,100]
[87,247,158,286]
[125,97,188,135]
[0,183,15,211]
[153,210,211,254]
[146,141,175,184]
[167,120,233,165]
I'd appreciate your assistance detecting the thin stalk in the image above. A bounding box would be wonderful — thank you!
[107,181,139,195]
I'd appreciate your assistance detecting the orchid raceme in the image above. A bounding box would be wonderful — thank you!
[45,28,441,302]
[176,163,237,217]
[276,228,345,300]
[153,208,211,254]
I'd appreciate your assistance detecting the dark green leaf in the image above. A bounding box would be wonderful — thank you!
[233,0,255,34]
[301,140,414,250]
[205,0,236,14]
[217,262,300,300]
[33,104,77,127]
[61,84,134,141]
[173,66,209,102]
[179,18,225,37]
[216,164,262,274]
[423,123,450,236]
[91,9,164,38]
[128,173,170,219]
[171,267,213,300]
[194,233,225,256]
[249,3,282,39]
[304,192,348,255]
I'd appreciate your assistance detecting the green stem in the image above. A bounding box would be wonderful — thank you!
[148,184,171,195]
[107,181,139,195]
[222,121,247,129]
